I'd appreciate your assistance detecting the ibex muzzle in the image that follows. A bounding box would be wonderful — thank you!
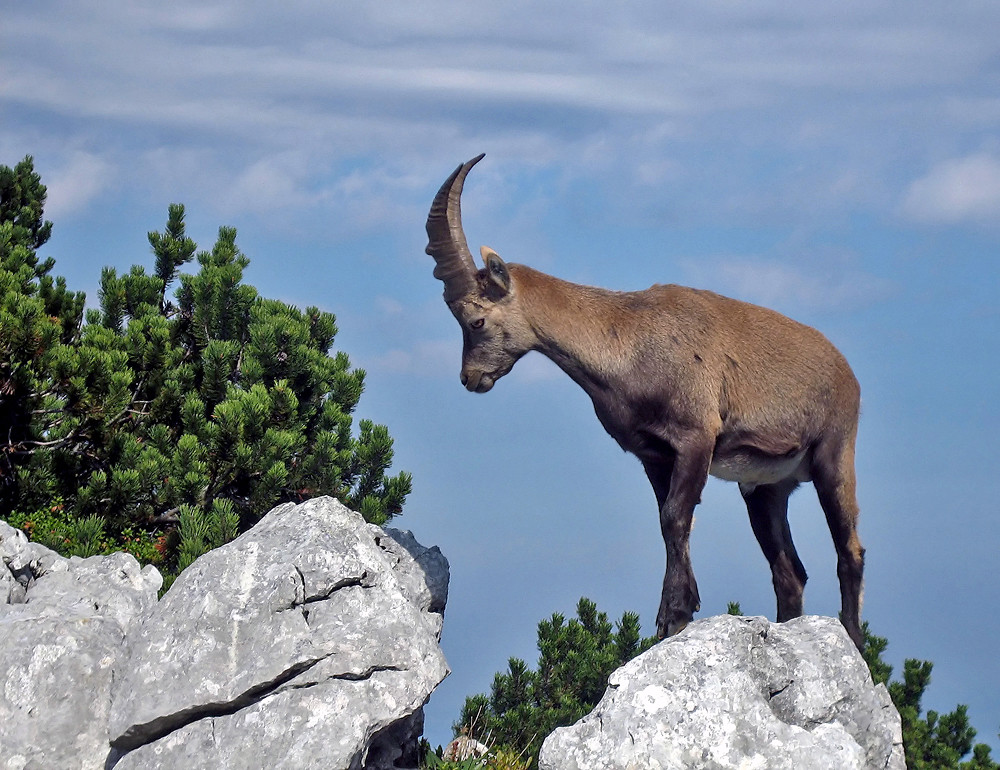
[426,155,866,650]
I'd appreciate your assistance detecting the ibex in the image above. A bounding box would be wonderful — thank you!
[426,154,866,650]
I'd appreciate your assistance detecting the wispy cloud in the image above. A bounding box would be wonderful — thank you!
[901,153,1000,225]
[43,152,114,218]
[367,340,457,378]
[682,255,893,314]
[4,1,1000,228]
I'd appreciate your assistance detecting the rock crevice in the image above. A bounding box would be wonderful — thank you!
[110,654,332,756]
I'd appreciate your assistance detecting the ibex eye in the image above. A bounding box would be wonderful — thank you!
[471,318,485,330]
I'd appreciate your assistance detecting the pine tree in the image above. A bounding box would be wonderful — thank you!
[1,158,411,572]
[0,157,86,490]
[863,624,999,770]
[457,598,657,768]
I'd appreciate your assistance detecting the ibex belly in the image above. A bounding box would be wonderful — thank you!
[709,447,811,489]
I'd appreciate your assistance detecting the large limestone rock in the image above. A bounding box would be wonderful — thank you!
[539,614,904,770]
[0,521,162,770]
[108,497,449,769]
[0,497,450,770]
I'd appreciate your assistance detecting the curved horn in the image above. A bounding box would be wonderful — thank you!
[425,154,485,303]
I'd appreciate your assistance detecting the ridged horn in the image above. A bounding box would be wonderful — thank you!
[425,154,485,303]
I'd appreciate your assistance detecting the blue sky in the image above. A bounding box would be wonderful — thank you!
[3,1,999,751]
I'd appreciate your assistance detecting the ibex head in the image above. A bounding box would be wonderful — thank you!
[425,154,533,393]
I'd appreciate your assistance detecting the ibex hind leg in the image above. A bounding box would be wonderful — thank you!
[811,435,865,651]
[741,478,807,622]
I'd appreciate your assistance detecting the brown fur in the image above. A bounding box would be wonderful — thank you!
[426,156,865,650]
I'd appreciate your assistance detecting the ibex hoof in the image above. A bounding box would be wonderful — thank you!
[667,619,689,637]
[656,618,690,640]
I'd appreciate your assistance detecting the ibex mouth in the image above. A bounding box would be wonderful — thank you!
[461,370,496,393]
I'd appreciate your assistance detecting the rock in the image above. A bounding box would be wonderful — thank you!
[0,521,162,770]
[107,496,450,770]
[0,499,450,770]
[539,614,904,770]
[444,735,490,761]
[371,525,450,625]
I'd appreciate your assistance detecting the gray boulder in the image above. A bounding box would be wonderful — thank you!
[539,614,904,770]
[107,496,450,770]
[0,521,162,770]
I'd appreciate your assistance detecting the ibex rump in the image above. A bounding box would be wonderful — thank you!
[426,154,865,650]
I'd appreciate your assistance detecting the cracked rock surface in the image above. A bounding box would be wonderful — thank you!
[1,497,449,770]
[0,520,162,770]
[108,497,449,769]
[539,614,904,770]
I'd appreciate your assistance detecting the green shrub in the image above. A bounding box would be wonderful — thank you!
[454,598,656,768]
[7,499,167,566]
[1,158,410,575]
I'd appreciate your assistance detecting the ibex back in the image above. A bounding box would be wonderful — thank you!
[426,154,865,650]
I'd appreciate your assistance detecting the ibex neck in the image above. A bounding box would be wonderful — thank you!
[513,265,630,394]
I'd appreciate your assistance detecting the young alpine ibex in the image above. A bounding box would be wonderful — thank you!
[426,154,865,650]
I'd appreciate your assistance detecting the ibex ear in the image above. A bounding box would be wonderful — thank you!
[481,246,511,295]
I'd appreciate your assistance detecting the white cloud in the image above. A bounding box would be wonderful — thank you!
[682,256,892,313]
[44,152,114,218]
[4,0,1000,230]
[226,154,311,216]
[5,4,996,146]
[374,296,405,317]
[901,153,1000,224]
[367,340,457,377]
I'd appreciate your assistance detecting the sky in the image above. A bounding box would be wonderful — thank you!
[3,0,999,752]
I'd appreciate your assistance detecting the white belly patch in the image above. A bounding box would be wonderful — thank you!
[709,449,810,488]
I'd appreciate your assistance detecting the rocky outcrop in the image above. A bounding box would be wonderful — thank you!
[539,614,904,770]
[0,520,162,770]
[0,497,450,770]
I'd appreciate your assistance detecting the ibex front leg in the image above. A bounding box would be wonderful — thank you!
[643,438,713,639]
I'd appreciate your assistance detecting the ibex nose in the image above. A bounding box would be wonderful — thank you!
[460,369,487,392]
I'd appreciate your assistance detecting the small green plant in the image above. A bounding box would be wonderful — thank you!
[69,514,106,557]
[423,753,483,770]
[175,499,239,571]
[7,500,76,552]
[7,499,167,566]
[484,747,532,770]
[117,525,169,564]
